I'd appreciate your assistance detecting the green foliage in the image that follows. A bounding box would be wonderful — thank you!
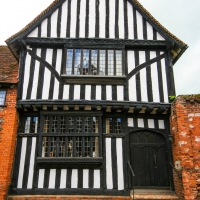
[169,95,176,101]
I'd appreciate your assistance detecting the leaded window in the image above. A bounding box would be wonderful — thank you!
[0,90,6,106]
[105,117,122,134]
[64,49,123,76]
[40,113,102,158]
[24,116,39,133]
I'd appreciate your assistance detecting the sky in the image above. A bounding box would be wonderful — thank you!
[0,0,199,95]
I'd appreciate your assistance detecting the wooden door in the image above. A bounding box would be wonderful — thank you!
[130,131,169,188]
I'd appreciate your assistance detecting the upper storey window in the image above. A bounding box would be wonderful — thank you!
[64,48,123,76]
[0,90,6,106]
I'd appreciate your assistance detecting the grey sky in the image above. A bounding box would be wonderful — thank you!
[0,0,199,95]
[139,0,200,95]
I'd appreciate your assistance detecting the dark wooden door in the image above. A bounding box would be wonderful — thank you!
[130,131,169,187]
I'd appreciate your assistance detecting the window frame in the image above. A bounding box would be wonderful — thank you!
[37,111,103,168]
[17,112,40,137]
[0,90,6,106]
[103,114,125,137]
[61,44,126,85]
[105,117,123,134]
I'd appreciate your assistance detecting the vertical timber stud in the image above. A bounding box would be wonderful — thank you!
[26,48,37,100]
[57,6,62,37]
[47,16,51,37]
[76,0,81,38]
[145,50,153,102]
[22,137,32,188]
[33,134,39,189]
[95,0,100,38]
[66,169,72,188]
[164,118,175,190]
[124,0,128,39]
[123,113,128,189]
[55,169,61,188]
[156,51,164,102]
[135,51,141,101]
[10,137,22,189]
[85,0,89,38]
[124,50,129,101]
[165,51,176,98]
[36,48,46,99]
[105,0,109,38]
[115,0,119,39]
[133,7,138,39]
[66,0,71,38]
[153,27,157,40]
[111,137,118,189]
[142,18,147,40]
[48,48,57,99]
[18,46,27,101]
[38,24,41,37]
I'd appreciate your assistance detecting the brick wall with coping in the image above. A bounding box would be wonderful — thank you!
[0,86,18,200]
[170,95,200,200]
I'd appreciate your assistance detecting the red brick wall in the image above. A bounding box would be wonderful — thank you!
[0,86,18,200]
[171,95,200,200]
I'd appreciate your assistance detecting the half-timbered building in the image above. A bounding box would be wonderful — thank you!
[6,0,187,198]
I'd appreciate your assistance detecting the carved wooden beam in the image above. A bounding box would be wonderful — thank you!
[17,100,171,114]
[26,38,167,50]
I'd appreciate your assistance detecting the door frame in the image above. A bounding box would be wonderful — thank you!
[125,127,174,190]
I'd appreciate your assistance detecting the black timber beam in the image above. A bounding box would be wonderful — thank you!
[9,188,129,196]
[17,100,171,114]
[17,100,171,107]
[156,107,167,114]
[145,106,154,114]
[134,105,143,113]
[25,38,167,50]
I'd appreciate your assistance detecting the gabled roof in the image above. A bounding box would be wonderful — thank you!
[0,46,18,84]
[6,0,187,63]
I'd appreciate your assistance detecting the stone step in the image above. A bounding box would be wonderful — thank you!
[131,189,179,200]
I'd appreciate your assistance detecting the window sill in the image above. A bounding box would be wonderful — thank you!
[61,75,126,85]
[37,157,103,168]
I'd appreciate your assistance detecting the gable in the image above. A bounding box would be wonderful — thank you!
[26,0,165,40]
[6,0,187,63]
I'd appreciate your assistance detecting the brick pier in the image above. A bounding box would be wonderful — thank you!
[171,95,200,199]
